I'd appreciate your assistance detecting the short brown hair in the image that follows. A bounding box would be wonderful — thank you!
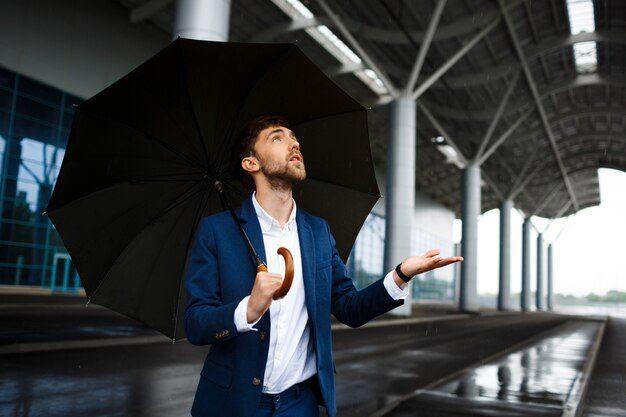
[231,115,290,189]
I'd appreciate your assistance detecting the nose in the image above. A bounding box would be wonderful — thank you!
[290,136,300,151]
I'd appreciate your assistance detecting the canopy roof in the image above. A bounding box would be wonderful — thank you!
[116,0,626,218]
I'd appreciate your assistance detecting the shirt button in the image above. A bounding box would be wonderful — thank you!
[252,377,261,386]
[259,331,267,341]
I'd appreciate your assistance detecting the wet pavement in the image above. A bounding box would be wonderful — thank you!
[332,313,576,416]
[580,318,626,417]
[381,319,604,417]
[0,297,620,417]
[0,302,165,354]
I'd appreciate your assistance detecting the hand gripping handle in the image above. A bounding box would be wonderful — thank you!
[256,247,294,300]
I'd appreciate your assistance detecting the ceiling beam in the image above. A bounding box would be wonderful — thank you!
[500,0,592,212]
[478,105,535,165]
[475,70,521,161]
[531,182,563,216]
[316,0,399,97]
[251,1,524,45]
[509,158,545,200]
[251,17,326,42]
[417,102,469,166]
[412,17,500,100]
[422,74,626,121]
[432,31,626,89]
[482,170,504,201]
[405,0,447,95]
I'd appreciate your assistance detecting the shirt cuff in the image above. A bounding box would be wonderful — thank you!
[234,296,260,332]
[383,271,409,300]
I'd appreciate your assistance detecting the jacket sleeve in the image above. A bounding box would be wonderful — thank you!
[325,222,403,328]
[184,218,241,345]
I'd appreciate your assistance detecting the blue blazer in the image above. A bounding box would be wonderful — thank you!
[185,196,402,417]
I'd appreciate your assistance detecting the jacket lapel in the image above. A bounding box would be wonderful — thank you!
[297,211,317,319]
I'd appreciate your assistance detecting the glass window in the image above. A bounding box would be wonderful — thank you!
[0,88,13,112]
[19,76,61,105]
[0,67,15,90]
[0,134,5,179]
[16,95,60,126]
[0,66,81,290]
[18,138,65,212]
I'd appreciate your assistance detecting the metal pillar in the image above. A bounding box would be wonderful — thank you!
[454,242,462,305]
[536,234,544,310]
[173,0,231,41]
[460,163,480,312]
[384,98,416,316]
[498,199,512,310]
[547,244,554,310]
[521,219,531,311]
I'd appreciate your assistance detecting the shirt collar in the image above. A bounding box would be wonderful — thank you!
[252,192,297,232]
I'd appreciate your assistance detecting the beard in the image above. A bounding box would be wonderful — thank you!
[258,155,307,191]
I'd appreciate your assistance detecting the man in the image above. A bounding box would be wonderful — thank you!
[185,115,463,417]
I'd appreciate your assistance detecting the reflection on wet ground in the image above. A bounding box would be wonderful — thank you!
[0,312,614,417]
[581,318,626,417]
[0,342,208,417]
[387,320,603,417]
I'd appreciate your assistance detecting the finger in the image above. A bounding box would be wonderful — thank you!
[424,249,440,258]
[433,257,464,267]
[257,272,283,280]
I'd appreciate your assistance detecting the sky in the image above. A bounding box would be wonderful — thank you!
[472,168,626,297]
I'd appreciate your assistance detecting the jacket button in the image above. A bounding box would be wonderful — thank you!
[252,377,261,386]
[259,331,267,341]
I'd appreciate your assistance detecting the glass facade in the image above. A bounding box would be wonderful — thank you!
[0,65,82,292]
[348,212,456,302]
[0,64,455,301]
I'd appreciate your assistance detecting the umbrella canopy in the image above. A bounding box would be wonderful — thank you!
[47,38,380,340]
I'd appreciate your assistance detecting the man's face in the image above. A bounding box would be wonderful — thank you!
[252,125,306,187]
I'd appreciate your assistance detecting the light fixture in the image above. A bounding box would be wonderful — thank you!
[436,144,466,169]
[566,0,597,73]
[270,0,388,95]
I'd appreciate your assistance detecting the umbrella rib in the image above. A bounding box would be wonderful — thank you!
[139,181,213,341]
[219,180,249,200]
[129,173,204,183]
[213,47,295,172]
[177,42,212,175]
[304,176,380,198]
[173,180,216,340]
[83,180,207,303]
[79,107,207,173]
[288,108,366,127]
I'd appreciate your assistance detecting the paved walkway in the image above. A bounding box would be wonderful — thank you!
[0,292,620,417]
[580,317,626,417]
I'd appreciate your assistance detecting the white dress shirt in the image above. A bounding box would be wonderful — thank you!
[234,193,408,394]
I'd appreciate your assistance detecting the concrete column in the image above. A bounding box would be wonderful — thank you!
[536,234,544,310]
[547,243,554,310]
[460,162,480,312]
[521,219,531,311]
[498,199,512,310]
[173,0,231,41]
[454,242,462,305]
[384,97,416,316]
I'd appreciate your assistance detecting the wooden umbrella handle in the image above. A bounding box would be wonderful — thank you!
[256,247,294,300]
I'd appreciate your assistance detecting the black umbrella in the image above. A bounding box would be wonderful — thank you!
[46,38,380,340]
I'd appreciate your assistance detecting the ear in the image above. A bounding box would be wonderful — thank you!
[241,156,260,174]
